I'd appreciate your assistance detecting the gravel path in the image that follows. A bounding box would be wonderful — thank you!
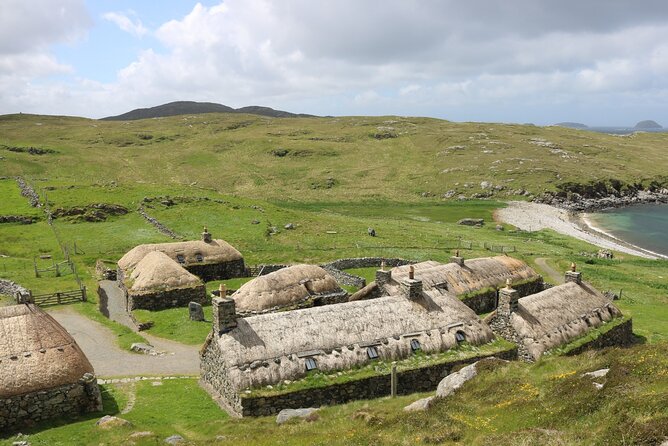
[48,306,200,377]
[535,258,563,285]
[98,279,136,330]
[495,201,660,259]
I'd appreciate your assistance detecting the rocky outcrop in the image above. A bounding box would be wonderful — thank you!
[51,204,128,222]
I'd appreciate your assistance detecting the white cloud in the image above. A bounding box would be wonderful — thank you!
[102,11,148,37]
[3,0,668,124]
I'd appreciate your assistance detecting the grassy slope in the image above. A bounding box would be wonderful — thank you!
[0,113,667,444]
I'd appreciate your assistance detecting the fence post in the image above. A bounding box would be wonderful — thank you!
[57,292,61,304]
[390,362,397,398]
[82,286,87,302]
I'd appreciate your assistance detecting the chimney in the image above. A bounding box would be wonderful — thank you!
[497,278,519,321]
[450,250,465,267]
[375,260,392,290]
[565,262,582,284]
[401,266,423,301]
[212,284,237,333]
[201,226,212,243]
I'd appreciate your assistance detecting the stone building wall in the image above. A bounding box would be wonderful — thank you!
[128,284,207,311]
[460,277,544,314]
[186,259,246,282]
[320,257,414,289]
[202,345,516,417]
[237,347,517,417]
[565,318,634,356]
[0,373,102,433]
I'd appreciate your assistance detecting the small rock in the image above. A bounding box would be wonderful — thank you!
[582,368,610,379]
[480,181,492,189]
[276,408,319,425]
[129,431,154,438]
[403,396,434,412]
[164,434,185,445]
[495,224,504,231]
[96,415,132,429]
[442,190,457,199]
[131,343,157,355]
[12,441,30,446]
[284,223,295,230]
[251,219,260,224]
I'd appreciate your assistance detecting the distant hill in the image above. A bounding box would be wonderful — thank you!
[101,101,317,121]
[554,122,589,129]
[634,120,662,129]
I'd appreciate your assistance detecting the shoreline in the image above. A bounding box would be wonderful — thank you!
[495,201,666,260]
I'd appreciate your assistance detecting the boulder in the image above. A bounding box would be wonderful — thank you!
[284,223,295,230]
[276,408,319,425]
[436,363,478,398]
[188,302,205,321]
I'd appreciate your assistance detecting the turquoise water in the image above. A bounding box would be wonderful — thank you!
[588,204,668,257]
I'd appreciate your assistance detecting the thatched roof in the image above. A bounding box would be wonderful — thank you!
[389,256,539,296]
[214,289,494,390]
[511,281,622,360]
[232,264,344,312]
[0,304,94,398]
[118,238,242,273]
[128,251,202,293]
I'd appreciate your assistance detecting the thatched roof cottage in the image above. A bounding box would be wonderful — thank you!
[231,264,347,314]
[365,255,543,313]
[126,251,207,310]
[118,228,245,281]
[0,304,102,431]
[507,266,628,360]
[117,228,244,310]
[200,275,495,415]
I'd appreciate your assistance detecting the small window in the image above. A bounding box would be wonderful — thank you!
[195,253,204,263]
[410,339,421,352]
[176,254,186,264]
[455,330,466,344]
[367,346,379,359]
[304,357,318,371]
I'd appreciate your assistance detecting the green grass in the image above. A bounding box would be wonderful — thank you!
[0,178,42,217]
[548,316,630,356]
[132,306,212,345]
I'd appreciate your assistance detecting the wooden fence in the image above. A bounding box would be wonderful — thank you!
[16,286,87,307]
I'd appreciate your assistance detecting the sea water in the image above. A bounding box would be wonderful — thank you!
[587,204,668,258]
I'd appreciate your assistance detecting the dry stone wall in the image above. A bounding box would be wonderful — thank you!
[565,318,634,356]
[0,374,102,432]
[186,259,246,282]
[0,279,29,299]
[128,284,207,311]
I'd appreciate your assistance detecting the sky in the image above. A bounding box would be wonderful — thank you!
[1,0,668,126]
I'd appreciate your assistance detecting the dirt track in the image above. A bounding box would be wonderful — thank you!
[48,306,200,377]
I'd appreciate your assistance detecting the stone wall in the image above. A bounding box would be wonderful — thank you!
[460,277,544,314]
[320,257,414,289]
[186,259,246,282]
[565,318,634,356]
[200,337,243,415]
[128,284,207,311]
[0,279,28,299]
[237,347,517,417]
[0,373,102,433]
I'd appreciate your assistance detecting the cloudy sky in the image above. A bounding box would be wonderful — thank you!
[2,0,668,125]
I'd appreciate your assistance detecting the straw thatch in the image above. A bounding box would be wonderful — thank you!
[128,251,202,293]
[232,264,344,312]
[388,256,539,296]
[118,238,242,273]
[511,281,622,360]
[0,304,94,398]
[214,289,494,390]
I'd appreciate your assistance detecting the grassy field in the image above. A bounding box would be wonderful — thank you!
[0,112,667,444]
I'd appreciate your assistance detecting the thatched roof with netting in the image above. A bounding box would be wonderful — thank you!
[118,238,242,273]
[0,304,94,398]
[214,290,494,390]
[128,251,203,293]
[388,256,539,296]
[232,264,344,312]
[511,281,622,360]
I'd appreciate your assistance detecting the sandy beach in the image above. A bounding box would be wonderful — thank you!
[495,201,665,260]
